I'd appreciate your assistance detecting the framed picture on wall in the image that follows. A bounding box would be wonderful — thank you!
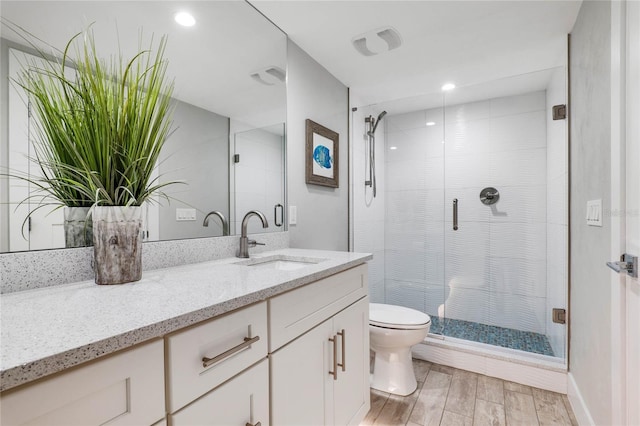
[305,119,339,188]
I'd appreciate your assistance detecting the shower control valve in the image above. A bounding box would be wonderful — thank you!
[479,187,500,205]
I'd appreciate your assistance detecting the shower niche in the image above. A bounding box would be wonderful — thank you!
[351,67,568,362]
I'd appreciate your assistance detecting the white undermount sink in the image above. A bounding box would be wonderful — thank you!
[235,255,326,271]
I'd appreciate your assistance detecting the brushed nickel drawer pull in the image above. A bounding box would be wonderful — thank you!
[337,329,346,372]
[329,335,338,380]
[202,336,260,368]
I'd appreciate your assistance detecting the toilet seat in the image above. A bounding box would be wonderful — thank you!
[370,303,431,330]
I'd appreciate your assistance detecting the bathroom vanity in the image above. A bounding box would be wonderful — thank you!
[0,249,371,425]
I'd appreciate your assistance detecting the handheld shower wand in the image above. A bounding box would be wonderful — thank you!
[370,111,387,135]
[365,111,387,197]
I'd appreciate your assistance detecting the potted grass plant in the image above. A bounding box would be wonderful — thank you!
[13,26,177,285]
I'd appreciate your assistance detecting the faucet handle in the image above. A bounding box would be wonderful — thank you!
[248,239,266,248]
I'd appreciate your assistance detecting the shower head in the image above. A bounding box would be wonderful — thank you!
[371,110,387,134]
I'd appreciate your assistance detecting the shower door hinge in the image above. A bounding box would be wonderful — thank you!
[552,104,566,120]
[233,154,240,163]
[552,308,566,324]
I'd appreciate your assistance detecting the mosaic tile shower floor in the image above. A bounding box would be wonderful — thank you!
[429,316,555,356]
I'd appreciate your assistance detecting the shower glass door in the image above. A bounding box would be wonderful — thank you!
[441,68,568,360]
[380,93,447,336]
[352,66,568,362]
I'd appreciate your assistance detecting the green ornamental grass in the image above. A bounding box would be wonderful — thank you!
[14,26,178,208]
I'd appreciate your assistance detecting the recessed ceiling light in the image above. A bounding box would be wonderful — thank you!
[441,83,456,91]
[426,121,436,126]
[175,12,196,27]
[389,146,397,150]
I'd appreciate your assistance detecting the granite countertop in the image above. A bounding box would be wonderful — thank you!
[0,248,372,392]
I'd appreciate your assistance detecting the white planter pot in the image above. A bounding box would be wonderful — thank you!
[92,206,143,285]
[64,207,93,248]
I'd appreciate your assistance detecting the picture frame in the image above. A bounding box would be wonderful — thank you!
[305,119,339,188]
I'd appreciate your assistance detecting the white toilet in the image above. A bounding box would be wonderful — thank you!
[369,303,431,396]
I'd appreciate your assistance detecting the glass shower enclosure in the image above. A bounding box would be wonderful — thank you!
[352,67,568,361]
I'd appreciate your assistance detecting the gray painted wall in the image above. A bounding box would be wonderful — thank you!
[158,101,229,240]
[569,1,612,423]
[232,126,284,235]
[286,41,349,251]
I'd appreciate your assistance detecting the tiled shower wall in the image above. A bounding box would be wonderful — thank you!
[385,91,559,337]
[352,106,386,303]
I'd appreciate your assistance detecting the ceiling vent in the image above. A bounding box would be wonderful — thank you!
[352,26,402,57]
[250,66,286,86]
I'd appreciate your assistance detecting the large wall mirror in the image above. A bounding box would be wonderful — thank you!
[0,0,287,253]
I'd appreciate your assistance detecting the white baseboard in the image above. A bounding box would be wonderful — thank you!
[567,372,595,426]
[413,337,567,393]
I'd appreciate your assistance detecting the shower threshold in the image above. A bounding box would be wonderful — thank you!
[429,316,555,357]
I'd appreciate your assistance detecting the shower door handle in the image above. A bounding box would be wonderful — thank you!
[453,199,459,231]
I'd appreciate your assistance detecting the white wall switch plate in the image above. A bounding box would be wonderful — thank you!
[586,199,602,227]
[176,208,197,221]
[289,205,297,225]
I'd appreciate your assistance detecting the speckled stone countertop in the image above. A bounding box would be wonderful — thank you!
[0,248,372,392]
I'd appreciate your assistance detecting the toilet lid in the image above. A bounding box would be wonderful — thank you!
[369,303,431,330]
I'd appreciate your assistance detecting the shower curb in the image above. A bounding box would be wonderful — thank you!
[413,336,568,393]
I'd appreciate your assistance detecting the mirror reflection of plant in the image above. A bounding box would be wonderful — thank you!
[12,24,181,210]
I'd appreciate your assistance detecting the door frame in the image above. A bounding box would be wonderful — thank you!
[610,1,639,424]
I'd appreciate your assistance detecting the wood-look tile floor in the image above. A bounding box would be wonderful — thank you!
[361,359,579,426]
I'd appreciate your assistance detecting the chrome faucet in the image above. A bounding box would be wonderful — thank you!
[203,210,229,236]
[238,210,269,258]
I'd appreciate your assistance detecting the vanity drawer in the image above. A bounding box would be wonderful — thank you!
[170,359,269,426]
[269,263,368,351]
[165,301,268,413]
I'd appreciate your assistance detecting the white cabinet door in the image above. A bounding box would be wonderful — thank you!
[0,340,165,426]
[332,297,370,426]
[171,359,269,426]
[270,319,333,426]
[270,298,370,426]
